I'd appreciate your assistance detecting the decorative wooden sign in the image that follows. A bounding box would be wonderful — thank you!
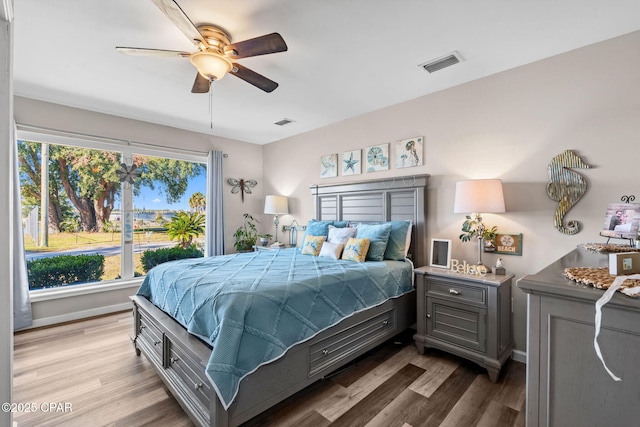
[492,233,523,256]
[450,259,488,277]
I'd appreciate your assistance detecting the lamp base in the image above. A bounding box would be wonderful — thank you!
[477,262,492,274]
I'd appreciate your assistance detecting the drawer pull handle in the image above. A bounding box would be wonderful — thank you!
[449,288,461,295]
[153,340,161,346]
[322,349,329,356]
[170,357,179,364]
[140,325,146,330]
[382,320,389,326]
[195,383,203,390]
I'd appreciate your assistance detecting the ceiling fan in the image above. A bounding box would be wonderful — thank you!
[116,0,288,94]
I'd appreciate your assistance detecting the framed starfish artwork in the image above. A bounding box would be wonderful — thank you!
[341,150,361,176]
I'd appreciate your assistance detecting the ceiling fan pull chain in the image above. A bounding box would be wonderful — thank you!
[209,86,214,130]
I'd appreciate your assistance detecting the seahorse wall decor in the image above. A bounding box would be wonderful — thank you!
[546,150,591,235]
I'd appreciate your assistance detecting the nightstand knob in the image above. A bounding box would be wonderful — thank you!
[170,357,179,364]
[382,320,389,326]
[449,288,461,295]
[195,382,203,390]
[153,340,161,346]
[426,314,431,319]
[322,349,329,356]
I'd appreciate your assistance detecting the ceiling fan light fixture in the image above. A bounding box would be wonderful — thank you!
[190,51,233,81]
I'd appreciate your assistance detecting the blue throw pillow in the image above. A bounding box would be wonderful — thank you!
[383,220,412,261]
[356,223,392,261]
[301,219,349,249]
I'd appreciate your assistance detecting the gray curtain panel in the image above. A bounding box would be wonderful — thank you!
[12,123,32,330]
[205,150,225,256]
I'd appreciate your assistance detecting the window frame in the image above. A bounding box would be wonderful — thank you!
[17,129,208,296]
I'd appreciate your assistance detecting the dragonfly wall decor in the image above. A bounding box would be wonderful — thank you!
[227,178,257,202]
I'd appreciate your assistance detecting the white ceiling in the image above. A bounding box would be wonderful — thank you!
[12,1,640,145]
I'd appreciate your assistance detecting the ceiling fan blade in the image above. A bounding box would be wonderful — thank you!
[116,47,190,57]
[150,0,204,47]
[226,33,287,59]
[230,63,278,93]
[191,72,211,93]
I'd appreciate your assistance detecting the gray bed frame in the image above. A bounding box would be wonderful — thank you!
[131,175,429,427]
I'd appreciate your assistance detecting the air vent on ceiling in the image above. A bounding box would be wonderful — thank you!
[274,118,295,126]
[419,51,463,73]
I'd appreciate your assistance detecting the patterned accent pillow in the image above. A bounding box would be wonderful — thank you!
[327,225,358,245]
[356,223,392,261]
[319,241,345,260]
[383,220,413,261]
[341,238,371,262]
[301,235,326,256]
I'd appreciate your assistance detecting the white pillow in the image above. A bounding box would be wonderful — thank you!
[327,225,357,244]
[319,241,345,259]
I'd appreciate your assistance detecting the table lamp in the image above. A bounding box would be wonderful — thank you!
[454,179,505,272]
[264,195,289,247]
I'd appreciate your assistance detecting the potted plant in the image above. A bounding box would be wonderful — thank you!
[459,214,498,250]
[232,213,272,252]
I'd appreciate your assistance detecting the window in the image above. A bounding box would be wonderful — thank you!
[18,131,207,290]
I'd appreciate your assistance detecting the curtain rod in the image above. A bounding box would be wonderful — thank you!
[16,123,228,158]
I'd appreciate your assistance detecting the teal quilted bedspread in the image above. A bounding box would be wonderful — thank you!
[137,248,413,409]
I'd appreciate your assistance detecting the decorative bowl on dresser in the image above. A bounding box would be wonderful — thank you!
[413,266,514,382]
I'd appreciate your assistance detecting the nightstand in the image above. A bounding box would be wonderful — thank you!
[413,266,514,382]
[253,244,290,251]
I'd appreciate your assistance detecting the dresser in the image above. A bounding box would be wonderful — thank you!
[413,266,514,382]
[517,248,640,427]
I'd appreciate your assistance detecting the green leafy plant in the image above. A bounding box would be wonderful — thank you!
[166,211,205,249]
[27,254,105,289]
[459,214,498,242]
[232,213,272,252]
[140,246,204,272]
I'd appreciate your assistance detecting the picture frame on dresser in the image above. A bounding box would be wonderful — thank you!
[430,238,451,269]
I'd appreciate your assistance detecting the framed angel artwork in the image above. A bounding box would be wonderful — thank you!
[320,154,338,178]
[341,150,361,176]
[396,136,424,168]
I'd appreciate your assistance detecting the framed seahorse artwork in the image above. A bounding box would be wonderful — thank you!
[546,150,591,235]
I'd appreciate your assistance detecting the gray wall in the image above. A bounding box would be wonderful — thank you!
[262,31,640,356]
[1,3,13,425]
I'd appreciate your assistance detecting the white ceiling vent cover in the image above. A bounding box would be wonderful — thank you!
[419,51,463,73]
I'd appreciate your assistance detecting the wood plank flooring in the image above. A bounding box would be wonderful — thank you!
[13,311,526,427]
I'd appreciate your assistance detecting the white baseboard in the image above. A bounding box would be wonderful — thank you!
[512,349,526,364]
[22,302,132,330]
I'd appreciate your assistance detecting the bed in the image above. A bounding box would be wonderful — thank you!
[131,175,428,427]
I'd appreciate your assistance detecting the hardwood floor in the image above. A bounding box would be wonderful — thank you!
[13,311,526,427]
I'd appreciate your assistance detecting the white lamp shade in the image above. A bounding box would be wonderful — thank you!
[453,179,505,214]
[264,195,289,215]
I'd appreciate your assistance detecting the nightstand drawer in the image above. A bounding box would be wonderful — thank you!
[427,279,486,306]
[427,297,486,353]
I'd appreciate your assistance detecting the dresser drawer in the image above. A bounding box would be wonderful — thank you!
[166,339,212,413]
[138,311,164,365]
[427,279,487,306]
[309,309,395,376]
[427,297,486,353]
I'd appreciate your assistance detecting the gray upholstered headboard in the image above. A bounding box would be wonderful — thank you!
[310,175,429,267]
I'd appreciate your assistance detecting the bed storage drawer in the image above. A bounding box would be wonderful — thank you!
[137,311,165,365]
[166,340,212,418]
[309,308,395,376]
